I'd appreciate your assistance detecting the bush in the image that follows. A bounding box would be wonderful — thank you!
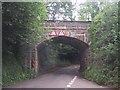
[85,3,119,88]
[2,55,35,85]
[84,66,118,87]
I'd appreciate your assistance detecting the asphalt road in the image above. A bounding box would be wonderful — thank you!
[3,65,118,89]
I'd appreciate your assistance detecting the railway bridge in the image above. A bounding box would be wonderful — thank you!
[26,20,91,74]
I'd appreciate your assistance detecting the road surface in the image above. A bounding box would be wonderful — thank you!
[3,65,118,89]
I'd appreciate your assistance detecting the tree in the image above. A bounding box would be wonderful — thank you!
[46,2,75,21]
[88,2,118,86]
[2,2,47,57]
[78,0,112,21]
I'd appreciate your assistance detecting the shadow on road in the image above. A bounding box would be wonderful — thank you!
[52,65,80,76]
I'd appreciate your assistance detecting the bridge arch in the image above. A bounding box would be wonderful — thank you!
[36,36,89,73]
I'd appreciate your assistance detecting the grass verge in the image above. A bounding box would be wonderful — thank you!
[2,55,35,86]
[82,66,118,88]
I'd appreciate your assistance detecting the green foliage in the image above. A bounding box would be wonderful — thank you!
[2,2,47,85]
[2,55,35,85]
[89,3,118,64]
[84,66,118,87]
[47,2,75,21]
[118,2,120,87]
[38,44,71,71]
[54,44,78,55]
[54,44,80,64]
[85,3,119,87]
[78,1,99,20]
[38,43,79,72]
[2,2,47,56]
[0,76,1,85]
[78,1,113,21]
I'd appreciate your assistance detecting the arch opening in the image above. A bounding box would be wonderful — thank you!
[37,36,89,73]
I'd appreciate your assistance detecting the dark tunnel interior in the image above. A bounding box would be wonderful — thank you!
[57,44,80,64]
[37,36,89,72]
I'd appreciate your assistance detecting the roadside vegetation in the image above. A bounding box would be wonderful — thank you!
[83,3,119,88]
[2,2,47,85]
[3,55,35,85]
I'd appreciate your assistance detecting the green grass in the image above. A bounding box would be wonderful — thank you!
[83,66,118,88]
[2,55,35,85]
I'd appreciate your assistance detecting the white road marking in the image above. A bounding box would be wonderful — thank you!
[66,76,77,88]
[74,76,77,78]
[73,76,77,81]
[67,85,71,87]
[73,78,75,80]
[71,80,74,83]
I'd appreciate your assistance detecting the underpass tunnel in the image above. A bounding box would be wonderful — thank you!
[37,36,89,73]
[58,45,80,64]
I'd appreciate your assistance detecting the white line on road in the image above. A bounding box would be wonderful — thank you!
[66,76,77,88]
[67,85,71,88]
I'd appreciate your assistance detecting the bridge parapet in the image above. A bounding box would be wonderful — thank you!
[43,20,91,44]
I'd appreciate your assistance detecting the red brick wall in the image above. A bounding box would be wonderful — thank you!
[43,20,91,43]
